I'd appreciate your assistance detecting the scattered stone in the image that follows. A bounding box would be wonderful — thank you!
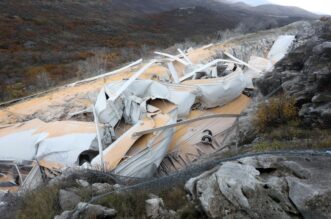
[73,202,117,219]
[59,189,81,211]
[113,184,121,191]
[92,183,113,195]
[55,202,116,219]
[145,197,165,219]
[76,179,89,188]
[54,210,72,219]
[145,196,175,219]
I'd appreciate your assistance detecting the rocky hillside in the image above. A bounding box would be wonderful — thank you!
[0,0,317,102]
[257,18,331,128]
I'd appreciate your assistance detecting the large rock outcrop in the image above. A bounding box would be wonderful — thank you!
[257,19,331,128]
[185,154,331,218]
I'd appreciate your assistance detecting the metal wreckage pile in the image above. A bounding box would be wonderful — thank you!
[0,35,295,192]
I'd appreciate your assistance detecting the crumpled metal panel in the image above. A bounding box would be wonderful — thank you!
[0,119,98,166]
[183,69,247,108]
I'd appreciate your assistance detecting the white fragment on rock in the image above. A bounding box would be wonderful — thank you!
[268,35,295,64]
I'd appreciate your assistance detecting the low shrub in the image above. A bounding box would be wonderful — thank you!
[254,95,298,132]
[18,186,60,219]
[96,190,149,218]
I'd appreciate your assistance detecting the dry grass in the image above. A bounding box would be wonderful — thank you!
[95,185,201,218]
[17,186,60,219]
[254,126,331,152]
[254,95,298,132]
[252,95,331,151]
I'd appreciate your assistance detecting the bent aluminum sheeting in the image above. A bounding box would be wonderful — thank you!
[114,112,177,178]
[95,80,198,124]
[91,118,155,170]
[0,119,98,166]
[182,68,247,108]
[268,35,295,64]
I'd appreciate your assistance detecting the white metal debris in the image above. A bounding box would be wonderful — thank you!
[179,59,241,82]
[109,60,157,102]
[0,34,294,181]
[244,56,273,88]
[154,51,189,66]
[268,35,295,64]
[224,52,262,73]
[0,119,99,166]
[177,48,193,64]
[182,68,247,108]
[68,59,143,87]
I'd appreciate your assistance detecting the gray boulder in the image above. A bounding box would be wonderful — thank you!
[59,189,81,211]
[54,210,72,219]
[145,195,176,219]
[92,183,113,195]
[76,179,90,188]
[256,20,331,128]
[185,155,331,218]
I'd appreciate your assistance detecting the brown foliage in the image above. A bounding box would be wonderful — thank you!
[254,95,298,132]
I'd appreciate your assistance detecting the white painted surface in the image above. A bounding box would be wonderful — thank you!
[224,52,262,73]
[110,60,156,101]
[154,51,189,66]
[0,129,46,161]
[0,120,98,166]
[244,56,273,88]
[179,59,241,82]
[114,113,177,178]
[68,59,143,87]
[36,133,97,166]
[183,68,247,108]
[177,48,193,64]
[167,62,179,83]
[268,35,295,64]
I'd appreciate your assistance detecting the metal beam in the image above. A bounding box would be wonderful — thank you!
[154,51,189,66]
[179,59,241,82]
[69,59,143,87]
[224,52,261,73]
[132,113,241,137]
[93,105,105,172]
[167,62,179,83]
[177,48,193,64]
[109,60,156,101]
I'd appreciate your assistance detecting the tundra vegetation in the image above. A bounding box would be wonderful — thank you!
[0,0,313,102]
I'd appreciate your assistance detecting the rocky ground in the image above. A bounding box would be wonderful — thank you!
[257,18,331,128]
[186,154,331,219]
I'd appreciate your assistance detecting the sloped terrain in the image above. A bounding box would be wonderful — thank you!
[0,17,330,219]
[0,0,317,102]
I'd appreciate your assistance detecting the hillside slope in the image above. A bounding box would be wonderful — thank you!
[0,0,317,102]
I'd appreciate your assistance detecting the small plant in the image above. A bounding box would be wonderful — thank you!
[96,190,149,217]
[18,186,60,219]
[254,95,298,132]
[254,140,290,152]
